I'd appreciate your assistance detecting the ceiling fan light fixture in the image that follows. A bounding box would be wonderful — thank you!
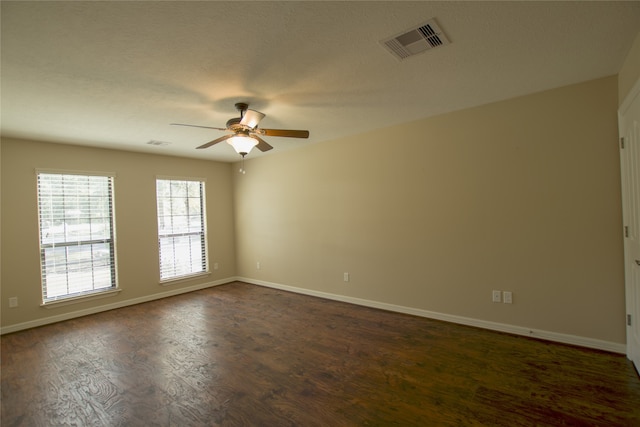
[227,134,258,155]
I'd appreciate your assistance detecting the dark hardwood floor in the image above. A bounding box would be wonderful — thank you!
[2,281,639,426]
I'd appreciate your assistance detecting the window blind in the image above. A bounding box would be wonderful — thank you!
[156,179,207,280]
[37,173,117,301]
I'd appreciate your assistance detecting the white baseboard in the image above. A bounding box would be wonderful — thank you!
[239,277,627,355]
[0,277,236,335]
[2,277,627,355]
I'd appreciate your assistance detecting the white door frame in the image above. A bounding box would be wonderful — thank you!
[619,76,640,372]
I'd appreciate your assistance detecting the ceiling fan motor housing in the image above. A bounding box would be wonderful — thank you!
[226,117,243,130]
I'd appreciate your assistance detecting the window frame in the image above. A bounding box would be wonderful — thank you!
[155,177,209,283]
[36,170,119,304]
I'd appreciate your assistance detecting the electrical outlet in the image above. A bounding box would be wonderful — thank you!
[492,290,501,303]
[343,272,350,282]
[213,262,219,270]
[8,297,18,308]
[256,261,261,270]
[503,291,513,304]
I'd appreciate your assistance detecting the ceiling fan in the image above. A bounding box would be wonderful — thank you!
[171,102,309,158]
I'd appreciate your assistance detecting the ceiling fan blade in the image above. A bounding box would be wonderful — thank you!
[259,128,310,138]
[196,134,234,149]
[253,135,273,152]
[240,109,265,129]
[171,123,227,131]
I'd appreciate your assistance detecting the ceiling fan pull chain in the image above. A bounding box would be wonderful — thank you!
[239,154,247,174]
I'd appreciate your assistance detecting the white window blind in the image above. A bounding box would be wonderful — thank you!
[37,173,117,302]
[156,179,207,280]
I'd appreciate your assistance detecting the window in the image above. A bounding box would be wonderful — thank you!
[156,179,207,281]
[37,172,117,302]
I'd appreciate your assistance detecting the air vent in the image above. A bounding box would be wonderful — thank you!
[381,18,450,61]
[147,140,171,146]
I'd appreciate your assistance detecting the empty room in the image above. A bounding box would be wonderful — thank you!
[2,1,640,425]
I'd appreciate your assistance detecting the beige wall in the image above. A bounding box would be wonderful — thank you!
[619,31,640,105]
[1,139,237,329]
[234,76,625,345]
[0,75,627,346]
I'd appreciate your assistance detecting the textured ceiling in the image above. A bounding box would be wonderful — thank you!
[2,1,640,162]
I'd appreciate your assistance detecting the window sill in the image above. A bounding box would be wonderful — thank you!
[41,288,122,308]
[160,272,211,286]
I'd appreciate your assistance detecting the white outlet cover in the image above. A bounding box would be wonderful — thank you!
[492,290,501,303]
[503,291,513,304]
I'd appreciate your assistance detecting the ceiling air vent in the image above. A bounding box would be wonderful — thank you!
[381,18,450,61]
[147,140,171,147]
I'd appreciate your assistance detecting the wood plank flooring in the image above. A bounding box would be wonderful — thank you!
[2,281,639,426]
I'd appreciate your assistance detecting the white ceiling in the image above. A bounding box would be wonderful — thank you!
[2,1,639,163]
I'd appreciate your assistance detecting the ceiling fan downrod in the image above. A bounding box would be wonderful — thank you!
[235,102,249,118]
